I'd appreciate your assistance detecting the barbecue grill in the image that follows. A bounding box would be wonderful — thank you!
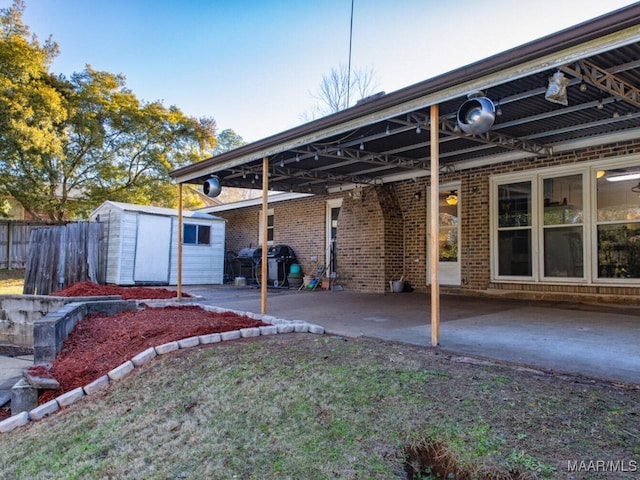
[235,245,297,286]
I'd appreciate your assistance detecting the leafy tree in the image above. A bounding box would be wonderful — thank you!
[212,128,245,155]
[0,0,67,219]
[60,67,216,218]
[208,128,261,203]
[0,1,217,220]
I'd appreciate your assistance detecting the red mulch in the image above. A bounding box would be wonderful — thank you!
[37,305,266,405]
[0,303,265,421]
[25,365,55,379]
[50,281,190,300]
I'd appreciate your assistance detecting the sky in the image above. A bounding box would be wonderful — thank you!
[9,0,640,143]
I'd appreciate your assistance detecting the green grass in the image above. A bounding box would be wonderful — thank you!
[0,268,24,295]
[0,334,637,479]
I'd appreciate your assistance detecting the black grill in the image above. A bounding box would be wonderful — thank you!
[235,245,297,286]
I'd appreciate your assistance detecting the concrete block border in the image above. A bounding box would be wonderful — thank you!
[0,302,324,434]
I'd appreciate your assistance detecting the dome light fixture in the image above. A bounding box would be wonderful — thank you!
[456,92,496,135]
[203,176,221,198]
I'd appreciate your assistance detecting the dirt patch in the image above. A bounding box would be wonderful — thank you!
[49,281,190,300]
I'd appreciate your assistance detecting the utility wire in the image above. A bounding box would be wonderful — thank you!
[346,0,354,109]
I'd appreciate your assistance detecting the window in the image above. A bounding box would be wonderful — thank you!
[496,181,532,277]
[542,174,584,278]
[259,208,274,245]
[596,169,640,278]
[491,159,640,284]
[183,224,210,245]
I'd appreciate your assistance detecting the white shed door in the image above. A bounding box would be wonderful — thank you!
[134,214,172,283]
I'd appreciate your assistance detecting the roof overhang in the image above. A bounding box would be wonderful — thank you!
[171,4,640,195]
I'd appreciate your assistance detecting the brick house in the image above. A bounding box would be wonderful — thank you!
[171,5,640,305]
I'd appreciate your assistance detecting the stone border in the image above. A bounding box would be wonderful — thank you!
[33,299,138,363]
[0,302,324,434]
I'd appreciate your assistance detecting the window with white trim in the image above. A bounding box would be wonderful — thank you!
[258,208,274,245]
[183,224,211,245]
[496,181,533,277]
[596,168,640,278]
[491,158,640,284]
[542,173,584,279]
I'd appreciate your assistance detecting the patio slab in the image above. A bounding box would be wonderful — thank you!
[184,285,640,385]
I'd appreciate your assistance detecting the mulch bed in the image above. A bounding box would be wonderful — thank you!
[0,283,263,421]
[50,281,191,300]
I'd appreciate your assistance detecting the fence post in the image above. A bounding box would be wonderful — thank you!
[7,222,12,270]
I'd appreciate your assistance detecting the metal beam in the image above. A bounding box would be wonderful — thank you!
[440,118,553,156]
[562,59,640,108]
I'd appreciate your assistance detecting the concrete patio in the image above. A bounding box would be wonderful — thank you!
[1,285,638,405]
[183,285,640,385]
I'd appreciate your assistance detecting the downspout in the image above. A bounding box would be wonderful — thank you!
[430,104,440,346]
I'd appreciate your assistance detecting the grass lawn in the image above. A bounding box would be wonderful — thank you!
[0,268,24,295]
[0,334,637,479]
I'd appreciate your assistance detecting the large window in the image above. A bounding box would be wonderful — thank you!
[497,182,532,276]
[542,174,583,278]
[492,159,640,284]
[596,169,640,278]
[183,224,211,245]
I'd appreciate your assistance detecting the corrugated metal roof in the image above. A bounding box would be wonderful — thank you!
[171,3,640,194]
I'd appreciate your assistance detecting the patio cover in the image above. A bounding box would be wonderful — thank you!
[170,3,640,343]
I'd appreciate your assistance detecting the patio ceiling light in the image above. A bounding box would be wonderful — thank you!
[203,176,221,198]
[456,92,496,135]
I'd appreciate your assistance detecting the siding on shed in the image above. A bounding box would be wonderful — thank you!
[91,201,225,286]
[169,217,225,285]
[116,212,138,285]
[95,206,123,285]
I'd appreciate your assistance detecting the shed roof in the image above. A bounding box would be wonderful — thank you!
[92,201,225,221]
[170,3,640,194]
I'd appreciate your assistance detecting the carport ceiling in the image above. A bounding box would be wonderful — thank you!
[171,4,640,195]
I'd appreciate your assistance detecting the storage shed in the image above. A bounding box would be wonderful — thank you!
[90,201,226,286]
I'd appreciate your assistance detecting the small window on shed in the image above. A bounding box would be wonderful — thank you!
[183,224,211,245]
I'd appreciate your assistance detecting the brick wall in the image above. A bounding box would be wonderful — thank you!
[215,138,640,302]
[336,186,403,292]
[220,194,340,281]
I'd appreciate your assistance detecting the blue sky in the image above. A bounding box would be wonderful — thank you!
[10,0,639,142]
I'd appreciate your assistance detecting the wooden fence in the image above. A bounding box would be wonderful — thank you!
[23,222,106,295]
[0,221,62,269]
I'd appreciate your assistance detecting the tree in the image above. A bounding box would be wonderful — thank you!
[59,67,216,219]
[303,64,379,120]
[0,0,68,219]
[0,1,217,220]
[212,128,245,155]
[209,128,261,203]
